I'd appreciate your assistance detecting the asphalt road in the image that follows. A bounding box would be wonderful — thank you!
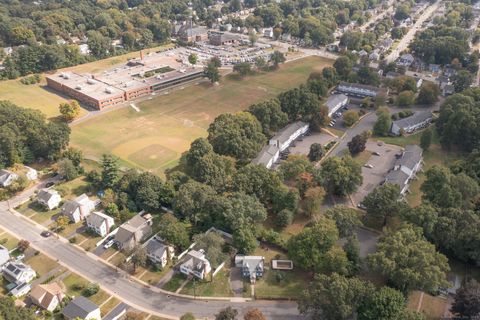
[0,196,303,320]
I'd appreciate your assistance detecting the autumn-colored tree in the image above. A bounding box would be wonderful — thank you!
[18,239,30,252]
[244,308,267,320]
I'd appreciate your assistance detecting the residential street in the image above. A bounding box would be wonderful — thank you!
[0,196,302,320]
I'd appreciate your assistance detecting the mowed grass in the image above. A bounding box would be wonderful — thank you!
[71,56,333,176]
[407,291,449,320]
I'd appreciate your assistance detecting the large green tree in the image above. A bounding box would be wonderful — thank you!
[321,156,363,196]
[362,183,402,226]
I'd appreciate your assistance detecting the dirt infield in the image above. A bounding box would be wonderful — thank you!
[70,56,334,176]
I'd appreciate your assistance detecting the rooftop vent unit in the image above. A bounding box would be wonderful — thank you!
[105,87,113,94]
[75,85,82,90]
[63,73,70,79]
[87,78,96,85]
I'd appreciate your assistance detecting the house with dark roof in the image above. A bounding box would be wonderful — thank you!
[384,145,423,196]
[234,255,265,283]
[37,188,62,210]
[209,31,240,46]
[2,261,36,284]
[390,111,432,135]
[177,24,208,42]
[61,194,95,223]
[396,53,414,67]
[144,235,175,268]
[336,82,384,98]
[62,296,101,320]
[114,214,152,251]
[86,211,115,237]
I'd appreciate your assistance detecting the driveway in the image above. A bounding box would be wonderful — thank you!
[289,132,336,156]
[230,267,244,297]
[350,141,402,205]
[355,227,380,259]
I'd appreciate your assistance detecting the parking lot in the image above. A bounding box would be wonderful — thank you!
[351,140,403,205]
[328,100,365,129]
[289,132,336,156]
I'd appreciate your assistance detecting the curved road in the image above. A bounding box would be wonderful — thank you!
[0,198,302,320]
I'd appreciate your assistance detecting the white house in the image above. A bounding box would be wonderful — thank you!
[2,261,36,284]
[263,27,273,38]
[251,144,280,169]
[37,188,62,210]
[384,145,423,196]
[390,111,432,136]
[144,235,175,268]
[78,44,90,55]
[0,169,18,187]
[180,249,212,280]
[9,282,31,297]
[61,194,95,223]
[269,121,309,152]
[30,282,65,311]
[325,94,349,117]
[0,245,10,267]
[62,296,101,320]
[25,166,38,181]
[86,211,115,237]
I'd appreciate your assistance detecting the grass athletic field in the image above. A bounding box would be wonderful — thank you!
[71,56,333,176]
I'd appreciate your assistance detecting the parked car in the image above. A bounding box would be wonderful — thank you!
[364,164,374,168]
[16,254,25,261]
[41,231,52,237]
[45,182,55,188]
[103,239,115,249]
[372,151,381,156]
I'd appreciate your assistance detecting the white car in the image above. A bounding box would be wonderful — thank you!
[103,239,115,250]
[364,164,374,168]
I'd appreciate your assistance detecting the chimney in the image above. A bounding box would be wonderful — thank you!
[140,50,144,60]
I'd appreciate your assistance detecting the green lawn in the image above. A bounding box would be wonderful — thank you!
[180,268,233,297]
[0,232,19,250]
[254,269,310,300]
[16,201,60,225]
[139,262,173,285]
[25,254,61,277]
[71,56,333,176]
[162,273,187,292]
[100,297,121,317]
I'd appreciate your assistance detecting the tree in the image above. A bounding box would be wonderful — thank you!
[82,283,100,297]
[181,313,196,320]
[56,215,70,231]
[101,154,120,189]
[303,186,326,216]
[57,158,79,181]
[347,133,367,155]
[215,307,238,320]
[193,232,227,268]
[308,143,324,162]
[157,213,190,251]
[205,58,221,83]
[451,278,480,318]
[367,224,450,293]
[18,239,30,252]
[416,83,440,105]
[185,138,214,175]
[333,56,354,79]
[357,287,406,320]
[207,112,266,164]
[278,85,320,121]
[452,70,473,92]
[421,166,462,208]
[248,30,258,46]
[298,273,374,320]
[373,107,392,136]
[63,147,83,168]
[277,209,294,228]
[321,156,363,196]
[420,129,433,151]
[396,90,415,107]
[0,296,37,319]
[325,205,361,238]
[173,181,216,225]
[233,62,252,77]
[233,226,258,254]
[287,217,339,270]
[343,110,359,127]
[244,309,266,320]
[247,99,288,137]
[344,235,361,274]
[129,245,147,273]
[188,53,198,65]
[254,57,267,71]
[270,50,286,69]
[362,183,402,226]
[59,100,81,122]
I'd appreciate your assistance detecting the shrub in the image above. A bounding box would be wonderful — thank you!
[69,237,77,244]
[277,209,294,228]
[82,283,100,297]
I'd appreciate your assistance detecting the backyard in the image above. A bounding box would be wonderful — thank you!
[70,56,333,176]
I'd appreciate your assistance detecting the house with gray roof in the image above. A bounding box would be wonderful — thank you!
[251,144,280,169]
[180,249,212,280]
[235,255,265,283]
[86,211,115,237]
[384,145,423,196]
[0,169,18,187]
[269,121,309,152]
[325,94,348,117]
[336,82,384,98]
[396,53,414,67]
[390,111,432,135]
[114,214,152,251]
[37,188,62,210]
[61,194,95,223]
[62,296,101,320]
[144,235,175,268]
